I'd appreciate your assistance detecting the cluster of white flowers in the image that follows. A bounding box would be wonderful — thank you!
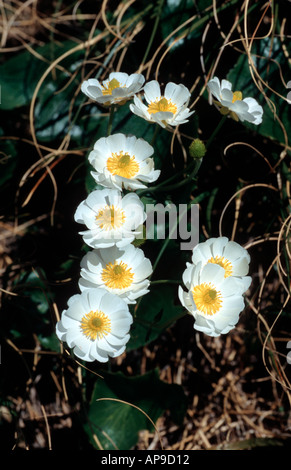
[81,72,195,128]
[81,71,264,126]
[56,70,260,363]
[179,237,251,337]
[57,73,160,363]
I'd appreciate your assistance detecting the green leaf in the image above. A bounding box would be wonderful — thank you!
[24,270,52,314]
[38,333,61,352]
[127,284,184,351]
[34,78,79,142]
[84,369,187,450]
[1,268,54,341]
[160,0,195,40]
[0,40,81,110]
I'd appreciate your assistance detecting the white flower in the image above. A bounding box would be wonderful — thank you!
[191,236,251,293]
[207,77,263,125]
[74,188,146,249]
[81,72,145,106]
[129,80,194,128]
[88,133,160,191]
[78,244,152,304]
[179,262,250,337]
[56,288,133,362]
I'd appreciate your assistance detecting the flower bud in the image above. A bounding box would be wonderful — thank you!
[189,138,206,159]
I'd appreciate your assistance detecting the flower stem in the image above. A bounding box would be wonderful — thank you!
[107,105,116,136]
[138,159,201,196]
[140,0,165,67]
[151,202,190,274]
[150,124,160,146]
[151,279,180,285]
[157,159,202,192]
[206,114,227,149]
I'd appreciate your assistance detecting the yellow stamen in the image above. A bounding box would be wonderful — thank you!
[232,91,242,103]
[207,256,233,278]
[80,310,111,341]
[96,205,125,230]
[102,78,123,96]
[192,282,222,316]
[148,97,177,115]
[107,151,139,179]
[101,261,134,289]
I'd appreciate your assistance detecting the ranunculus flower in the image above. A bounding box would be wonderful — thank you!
[74,188,146,249]
[207,77,263,125]
[81,72,145,106]
[79,244,152,304]
[130,80,194,128]
[88,133,160,191]
[191,236,251,293]
[56,288,133,362]
[179,262,251,337]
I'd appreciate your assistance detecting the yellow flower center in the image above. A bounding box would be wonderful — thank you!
[101,260,134,289]
[80,310,111,341]
[95,205,125,230]
[207,256,233,278]
[192,282,222,316]
[147,97,177,115]
[107,151,139,179]
[102,78,122,96]
[232,90,242,103]
[216,90,243,118]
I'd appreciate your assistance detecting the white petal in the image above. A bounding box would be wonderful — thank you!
[150,112,171,128]
[55,320,68,341]
[210,237,229,257]
[220,88,234,105]
[144,80,161,103]
[108,72,129,85]
[207,77,222,101]
[132,138,154,160]
[220,79,232,91]
[192,242,211,264]
[200,263,225,285]
[171,108,194,124]
[129,98,150,121]
[182,263,195,288]
[125,73,145,89]
[110,318,132,336]
[99,291,127,314]
[81,79,103,100]
[133,259,152,280]
[164,82,190,106]
[221,295,245,313]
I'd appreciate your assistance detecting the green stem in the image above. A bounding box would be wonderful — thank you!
[107,105,116,136]
[140,0,165,67]
[134,203,191,315]
[138,158,201,196]
[150,124,160,146]
[157,159,202,192]
[152,201,191,273]
[206,114,227,149]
